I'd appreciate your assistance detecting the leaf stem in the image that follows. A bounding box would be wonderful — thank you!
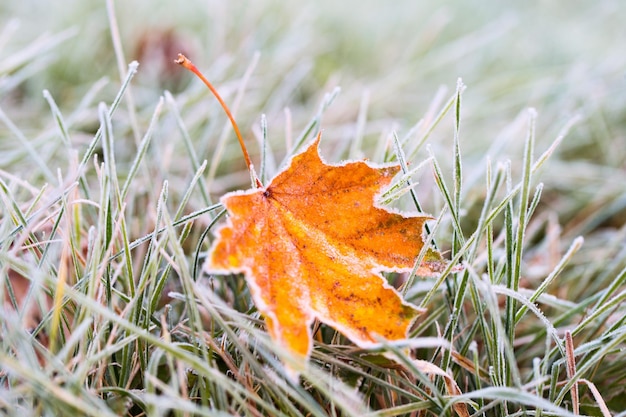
[175,53,262,188]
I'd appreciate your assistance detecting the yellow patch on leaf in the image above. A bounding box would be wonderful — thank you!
[205,133,444,374]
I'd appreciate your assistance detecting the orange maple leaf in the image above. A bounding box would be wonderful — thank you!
[205,133,444,373]
[175,53,445,377]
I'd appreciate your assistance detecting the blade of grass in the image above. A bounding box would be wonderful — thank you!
[42,89,71,147]
[283,86,341,163]
[515,236,584,323]
[120,97,164,200]
[452,78,465,256]
[164,90,212,207]
[105,0,140,144]
[0,106,55,182]
[77,61,138,172]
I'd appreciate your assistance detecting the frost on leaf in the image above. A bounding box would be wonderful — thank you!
[204,133,446,377]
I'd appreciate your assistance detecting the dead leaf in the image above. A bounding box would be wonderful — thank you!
[205,133,445,376]
[411,359,470,417]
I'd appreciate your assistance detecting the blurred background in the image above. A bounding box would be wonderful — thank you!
[1,0,625,259]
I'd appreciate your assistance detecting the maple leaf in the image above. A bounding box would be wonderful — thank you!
[174,53,446,376]
[205,133,445,374]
